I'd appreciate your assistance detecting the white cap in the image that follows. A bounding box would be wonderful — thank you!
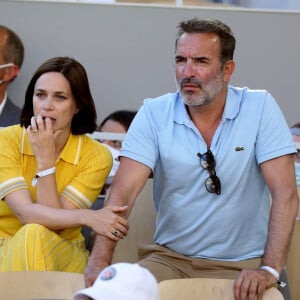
[74,263,160,300]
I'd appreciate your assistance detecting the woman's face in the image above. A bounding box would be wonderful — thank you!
[100,119,126,150]
[32,72,78,134]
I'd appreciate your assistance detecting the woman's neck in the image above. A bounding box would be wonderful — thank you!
[54,130,71,159]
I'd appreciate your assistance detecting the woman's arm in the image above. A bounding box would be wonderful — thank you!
[5,189,128,240]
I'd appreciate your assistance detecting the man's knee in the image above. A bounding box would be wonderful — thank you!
[139,258,182,282]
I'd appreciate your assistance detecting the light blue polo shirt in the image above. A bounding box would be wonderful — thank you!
[120,86,296,261]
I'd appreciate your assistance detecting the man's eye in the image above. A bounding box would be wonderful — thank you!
[196,58,208,64]
[175,56,185,64]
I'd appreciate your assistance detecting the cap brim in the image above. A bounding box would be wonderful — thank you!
[74,286,134,300]
[74,286,99,300]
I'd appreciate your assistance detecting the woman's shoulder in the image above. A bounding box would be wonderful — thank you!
[0,124,23,139]
[0,125,23,158]
[81,134,112,155]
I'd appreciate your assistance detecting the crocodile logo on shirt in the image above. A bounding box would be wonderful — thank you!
[235,146,245,151]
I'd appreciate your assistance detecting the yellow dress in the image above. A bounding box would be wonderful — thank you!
[0,125,112,272]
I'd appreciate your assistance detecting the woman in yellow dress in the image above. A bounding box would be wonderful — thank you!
[0,56,128,272]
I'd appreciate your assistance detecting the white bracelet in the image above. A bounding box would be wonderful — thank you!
[260,265,280,280]
[32,167,56,187]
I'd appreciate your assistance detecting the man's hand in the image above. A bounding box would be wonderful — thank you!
[233,269,277,300]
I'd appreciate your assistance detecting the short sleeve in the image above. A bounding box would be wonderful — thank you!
[60,138,113,208]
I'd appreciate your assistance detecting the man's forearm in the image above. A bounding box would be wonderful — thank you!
[262,193,298,273]
[89,234,117,266]
[84,234,118,286]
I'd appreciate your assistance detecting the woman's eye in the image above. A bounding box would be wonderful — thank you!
[35,92,44,98]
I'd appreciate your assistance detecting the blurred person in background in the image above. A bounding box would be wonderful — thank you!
[290,122,300,186]
[97,110,137,193]
[0,25,24,126]
[98,110,137,150]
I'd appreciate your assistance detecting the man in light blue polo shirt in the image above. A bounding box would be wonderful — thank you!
[85,18,299,299]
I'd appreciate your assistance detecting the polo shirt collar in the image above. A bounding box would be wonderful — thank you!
[223,86,242,120]
[174,91,190,125]
[21,128,82,165]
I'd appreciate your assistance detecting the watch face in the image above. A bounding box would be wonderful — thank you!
[31,167,56,187]
[32,176,38,187]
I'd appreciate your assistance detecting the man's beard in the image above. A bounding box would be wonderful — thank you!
[176,72,224,107]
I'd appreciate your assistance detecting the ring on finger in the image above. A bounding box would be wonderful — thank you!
[112,229,120,237]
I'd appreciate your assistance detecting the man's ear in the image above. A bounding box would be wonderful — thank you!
[2,64,20,82]
[222,60,235,83]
